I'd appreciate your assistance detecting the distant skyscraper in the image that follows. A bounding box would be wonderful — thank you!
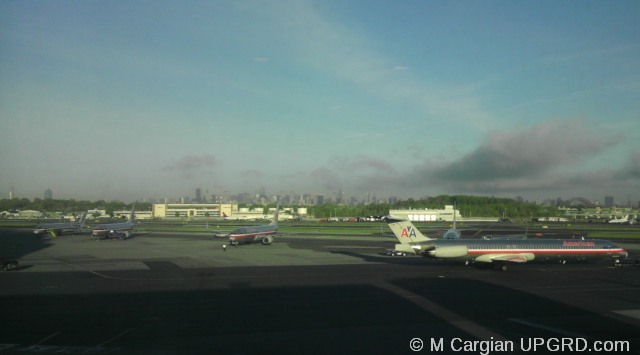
[604,196,614,207]
[195,188,202,203]
[44,188,52,200]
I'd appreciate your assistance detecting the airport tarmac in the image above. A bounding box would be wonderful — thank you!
[1,229,639,354]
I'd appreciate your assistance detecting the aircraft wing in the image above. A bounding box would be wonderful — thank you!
[392,243,418,255]
[474,253,535,264]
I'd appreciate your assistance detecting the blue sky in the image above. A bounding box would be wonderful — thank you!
[1,0,639,204]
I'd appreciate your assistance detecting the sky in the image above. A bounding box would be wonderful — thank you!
[1,1,639,204]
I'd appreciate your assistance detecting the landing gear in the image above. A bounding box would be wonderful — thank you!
[2,259,18,271]
[493,264,508,271]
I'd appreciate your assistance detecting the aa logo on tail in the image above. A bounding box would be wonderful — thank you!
[400,226,417,239]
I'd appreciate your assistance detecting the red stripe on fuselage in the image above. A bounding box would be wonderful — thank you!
[229,231,277,240]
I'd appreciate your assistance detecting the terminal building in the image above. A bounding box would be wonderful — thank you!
[389,205,461,222]
[152,203,237,219]
[389,205,502,222]
[151,203,305,220]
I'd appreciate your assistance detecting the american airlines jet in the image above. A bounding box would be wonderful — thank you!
[217,203,280,246]
[388,220,628,271]
[34,213,88,237]
[92,207,135,240]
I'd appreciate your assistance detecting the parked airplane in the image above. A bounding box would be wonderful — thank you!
[218,204,280,246]
[92,207,135,240]
[608,215,630,224]
[388,220,628,270]
[442,202,461,239]
[34,213,88,237]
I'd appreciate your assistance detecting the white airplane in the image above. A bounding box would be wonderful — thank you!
[34,213,88,237]
[608,215,629,224]
[387,219,627,271]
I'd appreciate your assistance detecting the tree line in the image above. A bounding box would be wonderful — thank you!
[0,198,151,217]
[306,195,561,219]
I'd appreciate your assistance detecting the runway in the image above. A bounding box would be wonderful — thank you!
[1,229,639,354]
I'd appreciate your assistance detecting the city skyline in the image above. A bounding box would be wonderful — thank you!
[4,186,638,209]
[1,1,639,204]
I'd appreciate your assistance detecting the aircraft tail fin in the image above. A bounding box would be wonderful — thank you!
[442,202,461,239]
[388,220,432,244]
[453,201,457,231]
[78,212,88,226]
[269,200,280,226]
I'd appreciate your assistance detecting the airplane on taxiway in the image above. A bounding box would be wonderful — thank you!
[387,219,628,271]
[34,213,88,237]
[215,203,280,246]
[92,206,135,240]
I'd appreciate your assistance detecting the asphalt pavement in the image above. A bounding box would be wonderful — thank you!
[1,229,639,354]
